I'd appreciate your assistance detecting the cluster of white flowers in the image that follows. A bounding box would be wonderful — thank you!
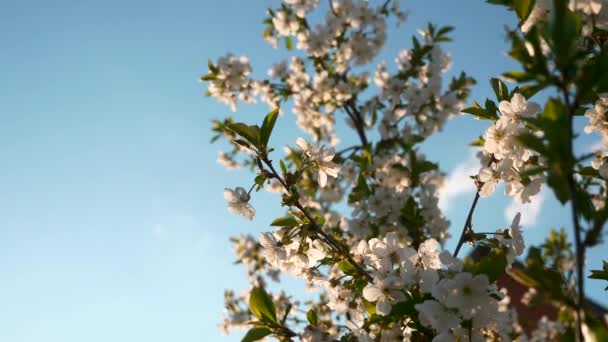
[525,316,565,341]
[230,234,281,281]
[203,0,603,340]
[347,151,450,243]
[219,289,252,335]
[477,93,545,204]
[216,151,240,170]
[522,0,608,33]
[259,232,326,283]
[205,54,253,111]
[288,0,390,68]
[584,95,608,178]
[249,228,522,340]
[374,37,467,141]
[221,288,298,336]
[205,1,415,147]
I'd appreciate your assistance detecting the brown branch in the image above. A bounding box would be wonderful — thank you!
[453,192,480,258]
[343,103,369,147]
[262,157,373,283]
[561,85,585,342]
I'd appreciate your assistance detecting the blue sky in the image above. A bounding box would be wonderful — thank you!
[0,1,605,341]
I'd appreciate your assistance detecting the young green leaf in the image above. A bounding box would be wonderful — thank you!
[249,287,277,323]
[259,108,280,148]
[285,36,293,50]
[514,0,535,21]
[270,216,298,227]
[226,122,261,147]
[589,261,608,290]
[461,105,498,120]
[242,327,272,342]
[490,78,510,101]
[338,260,357,276]
[307,309,318,325]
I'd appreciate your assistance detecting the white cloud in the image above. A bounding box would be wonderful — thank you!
[438,151,479,213]
[504,188,546,227]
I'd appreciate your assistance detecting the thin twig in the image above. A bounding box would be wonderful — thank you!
[453,192,480,257]
[262,157,374,282]
[343,104,369,147]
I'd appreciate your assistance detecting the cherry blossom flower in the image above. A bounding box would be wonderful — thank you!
[592,152,608,178]
[509,212,525,257]
[223,187,255,220]
[584,95,608,138]
[439,272,491,319]
[418,238,441,269]
[362,276,405,316]
[415,300,460,335]
[498,93,541,122]
[296,137,340,187]
[258,232,286,265]
[217,151,240,170]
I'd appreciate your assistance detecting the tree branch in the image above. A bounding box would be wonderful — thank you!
[262,157,374,283]
[344,102,369,147]
[561,85,585,342]
[453,192,480,257]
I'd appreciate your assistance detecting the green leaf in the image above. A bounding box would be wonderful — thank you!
[279,159,288,176]
[517,84,544,99]
[514,0,535,21]
[338,260,357,276]
[389,300,416,318]
[200,73,216,81]
[469,136,485,147]
[519,166,545,179]
[226,122,261,147]
[254,173,267,191]
[249,287,277,323]
[502,70,535,83]
[259,108,279,148]
[486,0,512,5]
[490,78,510,102]
[415,160,438,174]
[348,174,371,204]
[578,166,600,177]
[307,309,318,325]
[208,59,219,74]
[464,248,507,282]
[242,327,272,342]
[589,261,608,282]
[285,36,293,50]
[363,299,376,315]
[585,313,608,339]
[509,267,541,288]
[547,171,570,204]
[270,216,298,227]
[517,132,546,154]
[547,0,581,67]
[234,139,252,149]
[462,103,498,120]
